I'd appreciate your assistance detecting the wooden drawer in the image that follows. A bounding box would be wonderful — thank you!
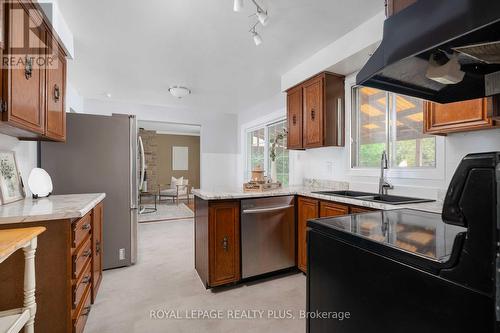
[73,259,92,309]
[72,213,92,248]
[73,237,92,279]
[73,284,91,333]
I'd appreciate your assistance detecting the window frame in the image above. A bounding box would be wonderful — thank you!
[244,117,289,183]
[349,83,445,180]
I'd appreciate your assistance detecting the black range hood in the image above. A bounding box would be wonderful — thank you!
[356,0,500,104]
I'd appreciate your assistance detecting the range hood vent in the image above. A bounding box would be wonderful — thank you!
[356,0,500,104]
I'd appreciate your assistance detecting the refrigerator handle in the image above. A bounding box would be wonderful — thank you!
[138,136,146,192]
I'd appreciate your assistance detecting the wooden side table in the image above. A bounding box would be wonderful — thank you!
[0,227,46,333]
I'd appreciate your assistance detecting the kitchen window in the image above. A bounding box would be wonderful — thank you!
[351,86,436,169]
[246,119,289,186]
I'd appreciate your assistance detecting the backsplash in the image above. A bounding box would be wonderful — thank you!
[302,178,349,190]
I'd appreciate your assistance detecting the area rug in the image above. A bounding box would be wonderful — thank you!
[138,202,194,223]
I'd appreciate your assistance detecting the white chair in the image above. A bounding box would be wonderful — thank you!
[0,227,45,333]
[158,177,191,205]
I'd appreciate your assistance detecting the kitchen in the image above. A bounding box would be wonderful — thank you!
[0,0,500,333]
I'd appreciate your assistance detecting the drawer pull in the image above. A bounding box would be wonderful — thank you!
[96,241,101,254]
[83,249,92,257]
[82,223,91,230]
[311,108,316,120]
[82,306,91,316]
[292,115,297,125]
[82,275,91,284]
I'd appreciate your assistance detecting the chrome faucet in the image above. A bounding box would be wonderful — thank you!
[379,150,394,195]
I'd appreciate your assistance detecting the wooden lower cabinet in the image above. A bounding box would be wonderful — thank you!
[424,98,498,135]
[320,201,349,217]
[0,201,103,333]
[350,206,377,214]
[91,201,103,302]
[297,197,319,273]
[195,197,241,288]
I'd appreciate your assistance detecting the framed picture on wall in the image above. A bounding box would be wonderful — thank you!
[172,146,189,171]
[0,151,25,205]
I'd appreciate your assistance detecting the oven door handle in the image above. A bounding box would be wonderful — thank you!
[242,205,294,214]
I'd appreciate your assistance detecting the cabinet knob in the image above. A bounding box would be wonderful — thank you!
[96,241,101,254]
[24,56,33,80]
[83,249,92,257]
[54,84,61,102]
[82,306,91,316]
[82,275,91,284]
[82,223,91,230]
[311,108,316,120]
[222,236,229,252]
[292,115,297,125]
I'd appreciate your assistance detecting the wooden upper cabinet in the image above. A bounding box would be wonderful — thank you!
[385,0,417,17]
[320,201,349,218]
[45,37,66,141]
[297,197,319,273]
[209,201,240,286]
[3,2,46,137]
[0,0,67,141]
[287,85,303,149]
[286,72,345,150]
[424,98,498,135]
[303,76,324,148]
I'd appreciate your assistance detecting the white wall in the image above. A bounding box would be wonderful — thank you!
[0,134,38,197]
[83,98,239,190]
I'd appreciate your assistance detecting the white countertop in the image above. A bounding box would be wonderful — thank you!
[0,193,106,224]
[192,187,443,214]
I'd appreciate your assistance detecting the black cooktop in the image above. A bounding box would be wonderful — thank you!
[308,209,468,273]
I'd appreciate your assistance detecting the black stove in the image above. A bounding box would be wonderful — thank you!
[306,152,500,333]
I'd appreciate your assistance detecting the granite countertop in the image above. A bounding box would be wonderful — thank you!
[0,193,106,224]
[192,187,444,214]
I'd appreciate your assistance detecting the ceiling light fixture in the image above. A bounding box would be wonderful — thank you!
[252,29,262,46]
[256,7,268,26]
[168,86,191,99]
[233,0,269,45]
[233,0,244,12]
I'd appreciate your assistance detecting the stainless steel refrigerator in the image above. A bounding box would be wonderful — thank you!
[41,113,140,269]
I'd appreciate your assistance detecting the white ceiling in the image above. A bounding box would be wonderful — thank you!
[57,0,383,114]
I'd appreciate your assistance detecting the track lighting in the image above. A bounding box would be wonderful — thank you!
[233,0,269,45]
[252,29,262,46]
[233,0,244,12]
[256,8,268,26]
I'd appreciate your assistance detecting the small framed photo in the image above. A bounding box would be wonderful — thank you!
[0,151,25,205]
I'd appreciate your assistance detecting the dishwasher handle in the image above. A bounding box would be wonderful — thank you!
[242,205,294,214]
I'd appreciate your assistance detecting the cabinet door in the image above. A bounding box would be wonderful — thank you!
[4,3,45,134]
[303,76,324,148]
[297,197,319,273]
[424,98,496,135]
[209,201,240,286]
[287,86,303,149]
[91,202,103,302]
[45,38,66,141]
[386,0,417,17]
[320,201,349,218]
[350,206,376,214]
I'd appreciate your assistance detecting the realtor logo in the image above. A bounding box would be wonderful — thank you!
[2,1,59,70]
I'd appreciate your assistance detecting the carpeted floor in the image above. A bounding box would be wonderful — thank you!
[138,202,194,223]
[85,219,306,333]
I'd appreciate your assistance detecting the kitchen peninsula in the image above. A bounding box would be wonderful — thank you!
[0,193,105,333]
[192,187,442,288]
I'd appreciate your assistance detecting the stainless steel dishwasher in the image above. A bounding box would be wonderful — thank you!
[241,196,295,278]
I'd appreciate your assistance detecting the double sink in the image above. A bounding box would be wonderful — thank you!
[311,190,435,205]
